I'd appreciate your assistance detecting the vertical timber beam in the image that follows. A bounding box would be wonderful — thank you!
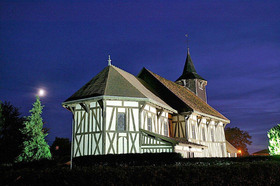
[139,102,146,153]
[67,106,75,169]
[184,113,191,139]
[98,99,106,155]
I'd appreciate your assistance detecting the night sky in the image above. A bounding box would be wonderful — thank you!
[1,1,279,153]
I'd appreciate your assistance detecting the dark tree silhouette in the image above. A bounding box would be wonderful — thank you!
[0,101,26,163]
[225,127,252,156]
[51,137,71,162]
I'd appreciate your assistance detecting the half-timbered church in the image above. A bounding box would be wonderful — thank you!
[63,48,237,159]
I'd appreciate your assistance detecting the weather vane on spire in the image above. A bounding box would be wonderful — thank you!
[108,55,112,66]
[185,34,190,53]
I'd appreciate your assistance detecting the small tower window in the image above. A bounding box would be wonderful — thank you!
[148,117,152,131]
[117,113,126,131]
[198,81,204,90]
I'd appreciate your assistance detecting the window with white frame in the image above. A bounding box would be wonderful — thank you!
[211,128,215,142]
[117,113,126,131]
[164,121,168,136]
[202,127,206,141]
[147,117,152,131]
[192,124,196,139]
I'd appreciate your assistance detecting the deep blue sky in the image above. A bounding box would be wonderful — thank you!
[1,1,279,153]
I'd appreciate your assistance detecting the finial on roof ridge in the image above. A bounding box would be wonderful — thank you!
[185,34,189,52]
[108,55,112,66]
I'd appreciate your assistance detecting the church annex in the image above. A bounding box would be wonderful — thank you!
[62,48,237,158]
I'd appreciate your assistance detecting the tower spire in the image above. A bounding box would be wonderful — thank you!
[108,55,112,66]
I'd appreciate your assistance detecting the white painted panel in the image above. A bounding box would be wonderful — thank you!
[76,112,82,133]
[97,109,101,131]
[88,134,92,155]
[179,115,184,121]
[79,135,83,156]
[118,137,127,154]
[84,112,88,132]
[74,137,77,157]
[106,100,122,106]
[129,111,133,131]
[118,108,125,112]
[124,101,138,107]
[144,105,149,111]
[119,137,123,153]
[76,104,81,109]
[150,106,156,113]
[98,134,102,155]
[132,109,139,130]
[106,107,113,129]
[119,133,126,137]
[135,134,139,152]
[93,109,97,132]
[84,135,88,155]
[89,110,92,132]
[90,102,96,107]
[111,111,116,131]
[75,112,79,133]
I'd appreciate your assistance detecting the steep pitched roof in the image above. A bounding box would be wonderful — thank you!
[176,49,205,81]
[138,68,229,121]
[64,65,172,110]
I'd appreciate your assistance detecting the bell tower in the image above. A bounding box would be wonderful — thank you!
[175,48,207,102]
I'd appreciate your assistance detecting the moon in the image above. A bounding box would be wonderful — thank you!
[38,89,46,97]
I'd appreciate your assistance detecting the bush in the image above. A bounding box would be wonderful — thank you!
[73,152,183,167]
[1,155,280,185]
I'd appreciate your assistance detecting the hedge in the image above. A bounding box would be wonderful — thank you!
[1,154,280,185]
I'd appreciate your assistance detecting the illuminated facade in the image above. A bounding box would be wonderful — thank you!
[63,49,236,158]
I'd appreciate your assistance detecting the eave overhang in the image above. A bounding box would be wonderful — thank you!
[62,95,177,114]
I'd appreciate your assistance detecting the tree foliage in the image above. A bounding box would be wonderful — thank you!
[17,96,51,162]
[267,124,280,155]
[50,137,71,160]
[225,127,252,156]
[0,101,26,163]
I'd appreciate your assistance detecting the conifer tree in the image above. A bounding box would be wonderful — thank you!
[17,96,51,162]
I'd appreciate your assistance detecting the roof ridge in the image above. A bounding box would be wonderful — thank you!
[144,68,228,121]
[145,68,195,106]
[110,65,146,98]
[103,65,112,95]
[111,66,172,109]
